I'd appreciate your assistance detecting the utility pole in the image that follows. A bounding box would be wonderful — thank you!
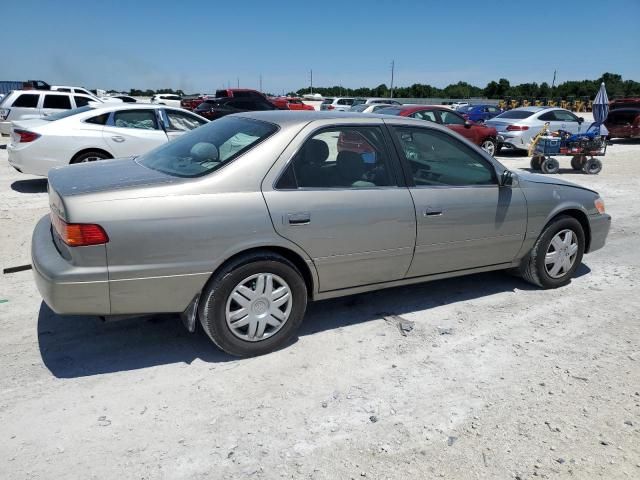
[390,60,395,98]
[310,69,313,95]
[259,74,262,93]
[551,69,557,89]
[237,77,240,88]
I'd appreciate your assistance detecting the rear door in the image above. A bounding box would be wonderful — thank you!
[388,123,527,276]
[102,109,169,157]
[262,122,416,292]
[41,94,72,117]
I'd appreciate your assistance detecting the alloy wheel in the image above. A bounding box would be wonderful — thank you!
[481,140,496,156]
[544,229,579,278]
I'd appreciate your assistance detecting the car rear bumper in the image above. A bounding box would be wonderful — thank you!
[31,215,111,315]
[587,213,611,253]
[0,121,11,135]
[7,144,54,176]
[497,133,530,150]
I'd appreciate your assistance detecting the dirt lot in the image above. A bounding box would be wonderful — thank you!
[0,134,638,480]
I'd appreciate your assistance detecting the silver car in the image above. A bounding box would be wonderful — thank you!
[32,111,611,357]
[486,107,587,152]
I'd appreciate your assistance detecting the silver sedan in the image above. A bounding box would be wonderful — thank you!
[487,107,588,152]
[32,111,611,357]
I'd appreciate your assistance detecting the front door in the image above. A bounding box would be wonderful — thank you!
[103,109,169,157]
[263,125,416,292]
[438,109,479,144]
[388,124,527,277]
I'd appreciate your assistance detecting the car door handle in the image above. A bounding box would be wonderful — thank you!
[423,207,443,217]
[111,136,125,143]
[287,212,310,225]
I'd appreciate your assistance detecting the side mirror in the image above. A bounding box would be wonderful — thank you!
[464,120,472,128]
[578,117,585,124]
[499,169,513,187]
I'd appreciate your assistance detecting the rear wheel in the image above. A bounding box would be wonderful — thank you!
[70,150,111,164]
[480,138,497,156]
[520,215,585,289]
[571,154,586,170]
[199,252,308,357]
[540,157,560,174]
[583,157,602,175]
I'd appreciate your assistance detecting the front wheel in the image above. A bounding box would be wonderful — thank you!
[520,215,585,289]
[199,252,308,357]
[540,157,560,174]
[480,138,497,156]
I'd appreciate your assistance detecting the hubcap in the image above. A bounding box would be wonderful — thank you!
[225,273,292,342]
[80,156,102,163]
[545,229,579,279]
[482,140,495,156]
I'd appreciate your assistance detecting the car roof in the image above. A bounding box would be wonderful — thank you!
[80,103,167,113]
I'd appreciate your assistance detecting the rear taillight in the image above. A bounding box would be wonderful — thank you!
[327,105,335,110]
[506,125,529,131]
[15,129,41,143]
[51,214,109,247]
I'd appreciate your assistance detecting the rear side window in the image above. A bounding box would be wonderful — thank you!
[43,95,72,109]
[496,110,535,119]
[74,96,92,107]
[85,113,109,125]
[113,110,158,130]
[13,94,39,108]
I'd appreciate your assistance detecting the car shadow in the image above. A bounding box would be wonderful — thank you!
[11,179,48,194]
[522,167,591,175]
[38,266,591,378]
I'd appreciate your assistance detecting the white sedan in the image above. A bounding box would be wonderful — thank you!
[7,104,208,177]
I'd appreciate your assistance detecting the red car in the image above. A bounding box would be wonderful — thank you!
[270,96,315,111]
[378,105,498,156]
[605,108,640,139]
[180,95,210,112]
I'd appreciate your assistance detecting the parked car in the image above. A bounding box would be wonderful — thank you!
[270,97,315,111]
[377,105,499,155]
[609,98,640,110]
[450,101,469,110]
[215,89,266,99]
[194,96,276,120]
[32,111,610,357]
[180,95,209,112]
[604,108,640,139]
[320,97,355,111]
[0,90,101,135]
[485,107,587,153]
[51,85,97,97]
[150,94,182,108]
[457,104,503,123]
[7,104,207,176]
[351,98,401,107]
[111,95,137,103]
[349,104,400,113]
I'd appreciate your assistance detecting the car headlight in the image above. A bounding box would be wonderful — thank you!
[594,197,605,214]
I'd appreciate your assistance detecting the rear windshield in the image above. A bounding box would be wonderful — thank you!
[351,99,366,106]
[495,110,535,119]
[138,116,278,178]
[43,106,95,121]
[375,107,402,116]
[321,98,334,104]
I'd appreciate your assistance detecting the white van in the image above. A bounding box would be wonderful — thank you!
[0,90,100,135]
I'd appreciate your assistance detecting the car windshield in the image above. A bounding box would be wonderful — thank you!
[43,106,95,121]
[495,110,536,119]
[137,116,278,178]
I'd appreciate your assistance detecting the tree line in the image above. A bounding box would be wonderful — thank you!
[292,73,640,99]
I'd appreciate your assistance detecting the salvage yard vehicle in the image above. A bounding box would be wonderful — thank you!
[486,107,587,153]
[320,97,355,111]
[377,105,499,155]
[351,97,401,107]
[7,104,208,176]
[194,96,277,120]
[604,108,640,139]
[0,90,100,135]
[32,111,611,357]
[270,96,315,111]
[457,104,503,123]
[150,94,182,108]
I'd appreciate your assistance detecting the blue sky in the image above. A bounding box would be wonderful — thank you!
[3,0,639,94]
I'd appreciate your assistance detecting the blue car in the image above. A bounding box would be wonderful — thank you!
[457,104,503,123]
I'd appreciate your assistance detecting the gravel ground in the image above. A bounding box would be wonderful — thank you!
[0,133,638,480]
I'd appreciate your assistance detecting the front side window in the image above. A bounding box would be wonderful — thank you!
[43,95,72,109]
[278,127,396,189]
[439,110,465,125]
[138,116,277,178]
[113,110,158,130]
[165,109,207,131]
[391,127,496,187]
[553,110,579,122]
[13,94,39,108]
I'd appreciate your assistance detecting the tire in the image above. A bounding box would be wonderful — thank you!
[540,157,560,174]
[71,150,111,164]
[480,138,497,156]
[495,143,503,155]
[583,157,602,175]
[530,155,543,170]
[520,215,585,289]
[198,251,308,357]
[570,155,585,170]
